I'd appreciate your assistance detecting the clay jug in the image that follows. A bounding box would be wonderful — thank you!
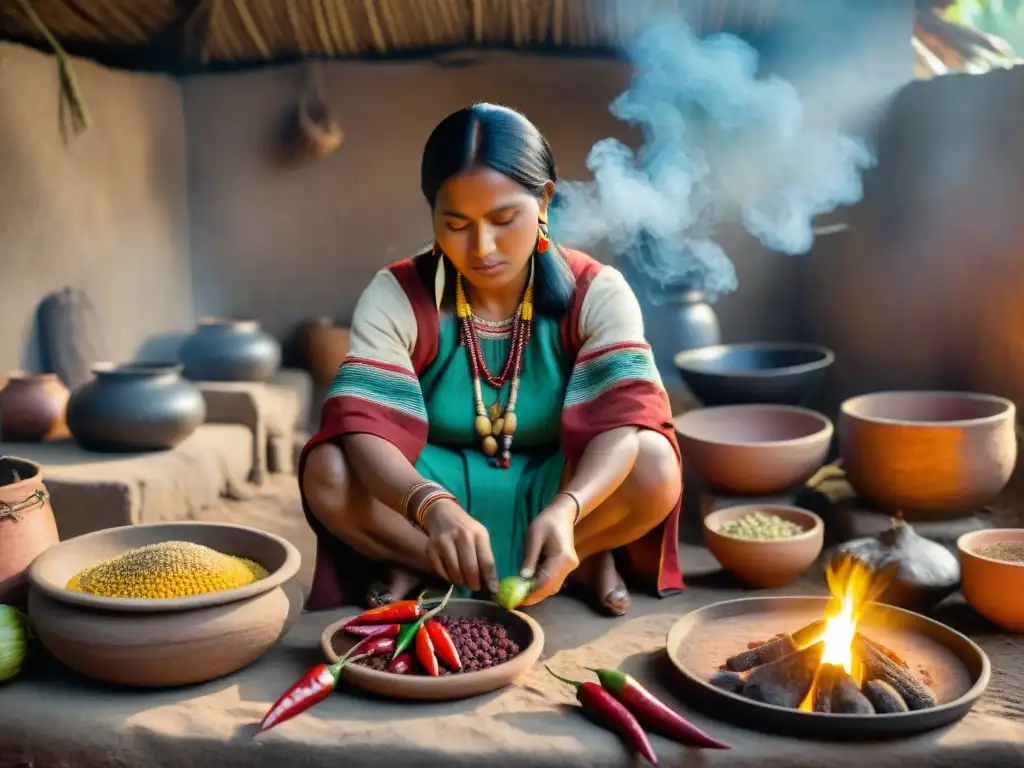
[0,373,71,442]
[0,457,59,605]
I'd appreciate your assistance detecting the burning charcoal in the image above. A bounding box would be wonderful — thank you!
[853,634,937,711]
[830,675,874,715]
[725,620,825,672]
[709,670,745,695]
[742,641,824,709]
[862,680,910,714]
[812,663,843,713]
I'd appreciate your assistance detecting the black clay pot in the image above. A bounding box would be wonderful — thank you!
[672,342,835,407]
[67,363,206,452]
[179,318,282,382]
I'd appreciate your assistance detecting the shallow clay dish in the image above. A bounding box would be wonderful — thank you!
[958,528,1024,634]
[666,596,990,740]
[674,405,833,495]
[703,505,824,589]
[839,391,1016,520]
[26,521,303,687]
[320,599,544,701]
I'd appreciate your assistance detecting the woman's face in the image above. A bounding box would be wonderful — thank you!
[433,166,553,293]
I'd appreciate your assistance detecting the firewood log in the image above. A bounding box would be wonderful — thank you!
[853,634,937,710]
[708,670,745,695]
[725,619,825,672]
[742,641,824,708]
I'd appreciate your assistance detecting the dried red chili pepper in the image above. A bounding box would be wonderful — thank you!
[547,667,658,766]
[388,653,415,674]
[588,667,730,750]
[393,585,454,659]
[344,623,401,639]
[256,636,371,735]
[425,619,462,671]
[415,624,440,676]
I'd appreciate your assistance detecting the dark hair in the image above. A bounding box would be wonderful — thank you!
[416,103,575,316]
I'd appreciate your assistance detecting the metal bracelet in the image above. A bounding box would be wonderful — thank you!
[558,490,584,525]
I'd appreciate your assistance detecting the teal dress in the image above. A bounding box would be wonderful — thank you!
[415,314,570,586]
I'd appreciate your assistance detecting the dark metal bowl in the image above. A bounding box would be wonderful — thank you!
[672,342,835,407]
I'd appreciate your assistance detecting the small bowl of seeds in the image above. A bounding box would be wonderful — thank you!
[703,504,824,589]
[958,528,1024,634]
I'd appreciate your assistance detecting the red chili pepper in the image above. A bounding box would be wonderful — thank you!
[362,635,397,657]
[388,653,415,674]
[588,667,730,750]
[392,584,454,659]
[425,619,462,671]
[415,624,440,676]
[256,636,372,735]
[344,623,401,639]
[547,667,657,765]
[343,599,425,627]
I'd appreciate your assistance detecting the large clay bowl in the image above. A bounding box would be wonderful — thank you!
[703,505,824,588]
[26,521,302,687]
[320,599,544,701]
[839,391,1016,520]
[674,405,833,495]
[673,343,834,407]
[958,529,1024,634]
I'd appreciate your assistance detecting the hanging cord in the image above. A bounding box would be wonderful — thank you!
[16,0,91,141]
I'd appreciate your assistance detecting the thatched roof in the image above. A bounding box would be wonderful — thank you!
[0,0,784,69]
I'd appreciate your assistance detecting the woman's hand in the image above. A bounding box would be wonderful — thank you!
[423,498,499,595]
[520,495,579,598]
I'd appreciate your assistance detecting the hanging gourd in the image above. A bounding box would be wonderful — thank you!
[297,60,343,159]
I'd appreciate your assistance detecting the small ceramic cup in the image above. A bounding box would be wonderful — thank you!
[703,504,824,589]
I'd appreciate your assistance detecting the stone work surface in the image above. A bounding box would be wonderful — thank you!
[1,477,1023,768]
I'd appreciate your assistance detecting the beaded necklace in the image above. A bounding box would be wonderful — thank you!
[454,262,534,469]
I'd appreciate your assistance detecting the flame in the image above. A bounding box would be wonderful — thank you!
[799,554,887,710]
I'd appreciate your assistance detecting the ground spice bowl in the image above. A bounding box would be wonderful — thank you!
[319,598,544,701]
[957,528,1024,634]
[703,505,824,589]
[26,521,303,687]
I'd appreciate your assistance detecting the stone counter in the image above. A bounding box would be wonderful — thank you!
[1,577,1022,768]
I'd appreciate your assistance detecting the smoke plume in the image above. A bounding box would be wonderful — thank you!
[553,17,876,300]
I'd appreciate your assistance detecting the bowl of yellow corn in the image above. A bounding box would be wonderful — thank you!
[25,521,303,687]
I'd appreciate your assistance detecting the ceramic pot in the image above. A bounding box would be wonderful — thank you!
[67,363,206,453]
[301,317,350,387]
[0,373,70,442]
[0,457,59,605]
[180,317,282,382]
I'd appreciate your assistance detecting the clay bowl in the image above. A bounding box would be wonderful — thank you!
[839,391,1017,521]
[703,505,824,588]
[674,405,833,495]
[26,521,303,687]
[957,528,1024,634]
[673,343,834,407]
[320,599,544,701]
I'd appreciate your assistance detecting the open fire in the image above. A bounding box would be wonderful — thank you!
[709,554,939,714]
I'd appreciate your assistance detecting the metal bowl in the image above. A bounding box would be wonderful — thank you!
[673,343,834,407]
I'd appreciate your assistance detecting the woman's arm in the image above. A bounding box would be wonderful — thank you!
[341,432,431,515]
[559,426,641,520]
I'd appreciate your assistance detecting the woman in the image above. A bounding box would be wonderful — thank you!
[300,103,684,617]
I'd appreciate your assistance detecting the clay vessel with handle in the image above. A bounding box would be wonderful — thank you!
[0,457,60,606]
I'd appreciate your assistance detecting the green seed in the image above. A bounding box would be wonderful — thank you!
[717,511,805,541]
[495,576,535,610]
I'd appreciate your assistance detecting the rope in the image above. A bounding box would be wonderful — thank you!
[15,0,90,141]
[0,489,50,523]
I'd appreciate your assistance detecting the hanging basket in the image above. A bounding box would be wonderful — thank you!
[298,93,344,159]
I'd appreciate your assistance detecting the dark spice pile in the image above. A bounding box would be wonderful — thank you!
[355,615,521,674]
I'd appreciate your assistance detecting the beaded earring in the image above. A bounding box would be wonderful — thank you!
[537,215,550,254]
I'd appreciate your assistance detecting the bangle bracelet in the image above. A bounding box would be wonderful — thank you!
[414,489,455,530]
[400,481,434,520]
[558,490,584,525]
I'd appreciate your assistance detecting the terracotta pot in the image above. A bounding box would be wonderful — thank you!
[839,391,1017,521]
[67,363,206,453]
[0,457,60,606]
[674,405,833,495]
[26,521,303,686]
[302,317,350,387]
[957,529,1024,634]
[0,373,70,442]
[703,505,824,589]
[180,317,282,382]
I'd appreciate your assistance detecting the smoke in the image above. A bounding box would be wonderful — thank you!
[552,17,876,300]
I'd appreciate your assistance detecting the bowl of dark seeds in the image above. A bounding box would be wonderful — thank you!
[319,598,544,701]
